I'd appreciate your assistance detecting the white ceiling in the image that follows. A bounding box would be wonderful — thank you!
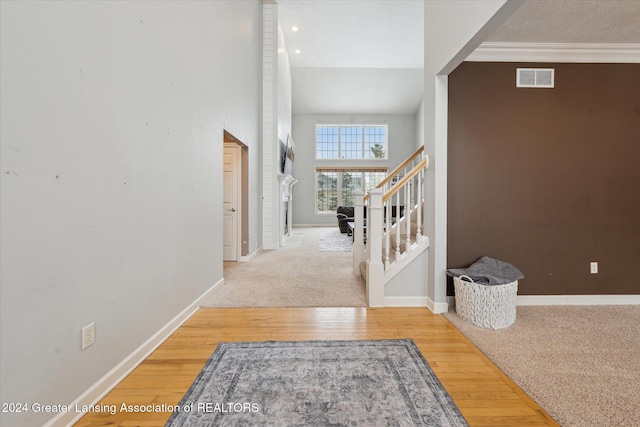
[486,0,640,44]
[292,68,424,115]
[278,0,424,115]
[278,0,640,115]
[278,0,424,69]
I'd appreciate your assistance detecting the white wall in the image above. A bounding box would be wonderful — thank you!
[415,98,425,150]
[276,21,293,244]
[291,114,417,226]
[385,249,428,299]
[262,4,293,250]
[0,2,262,426]
[277,26,293,148]
[422,0,521,312]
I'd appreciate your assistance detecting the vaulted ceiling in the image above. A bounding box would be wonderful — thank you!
[277,0,640,115]
[278,0,424,115]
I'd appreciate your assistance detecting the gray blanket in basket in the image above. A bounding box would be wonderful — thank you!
[446,256,524,285]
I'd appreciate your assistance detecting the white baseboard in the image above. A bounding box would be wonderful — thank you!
[516,294,640,306]
[44,278,224,427]
[426,297,449,314]
[384,296,428,307]
[238,247,261,262]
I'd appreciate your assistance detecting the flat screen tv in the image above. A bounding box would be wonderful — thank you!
[282,135,295,175]
[279,139,287,173]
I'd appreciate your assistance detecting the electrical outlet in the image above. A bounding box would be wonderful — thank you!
[82,322,96,350]
[590,262,598,274]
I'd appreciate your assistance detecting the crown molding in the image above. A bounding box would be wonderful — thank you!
[467,42,640,63]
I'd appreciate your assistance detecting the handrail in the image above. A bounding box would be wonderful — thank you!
[382,157,428,203]
[355,151,429,305]
[375,146,424,191]
[364,146,424,202]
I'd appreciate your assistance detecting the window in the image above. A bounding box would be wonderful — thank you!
[316,125,387,159]
[316,126,338,159]
[315,168,387,214]
[316,172,338,213]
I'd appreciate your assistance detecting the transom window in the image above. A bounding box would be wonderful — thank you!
[316,125,387,159]
[316,168,387,214]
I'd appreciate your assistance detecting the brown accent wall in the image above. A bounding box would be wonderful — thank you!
[448,62,640,295]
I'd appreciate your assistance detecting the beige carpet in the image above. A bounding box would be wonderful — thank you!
[445,305,640,427]
[203,227,366,307]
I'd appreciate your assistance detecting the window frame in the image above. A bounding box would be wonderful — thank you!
[315,170,339,215]
[314,168,388,215]
[314,124,388,161]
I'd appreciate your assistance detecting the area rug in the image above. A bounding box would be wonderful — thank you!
[166,339,468,426]
[319,229,353,252]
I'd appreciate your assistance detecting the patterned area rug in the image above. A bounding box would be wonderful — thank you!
[166,339,468,426]
[319,229,353,251]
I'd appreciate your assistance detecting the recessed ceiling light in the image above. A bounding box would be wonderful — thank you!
[294,49,301,54]
[291,26,299,32]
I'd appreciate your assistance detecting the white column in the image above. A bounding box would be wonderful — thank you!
[366,189,384,307]
[424,0,520,313]
[262,2,279,250]
[353,191,366,275]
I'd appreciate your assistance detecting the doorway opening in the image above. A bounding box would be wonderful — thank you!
[223,130,249,262]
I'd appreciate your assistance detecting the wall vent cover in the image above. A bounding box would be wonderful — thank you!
[516,68,554,88]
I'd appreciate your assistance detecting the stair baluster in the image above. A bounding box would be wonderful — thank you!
[416,169,423,240]
[353,191,366,276]
[405,180,412,253]
[355,147,429,308]
[384,198,391,269]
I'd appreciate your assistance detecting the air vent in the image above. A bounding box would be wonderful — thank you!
[516,68,554,88]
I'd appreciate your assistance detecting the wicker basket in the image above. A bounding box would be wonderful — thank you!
[453,275,518,330]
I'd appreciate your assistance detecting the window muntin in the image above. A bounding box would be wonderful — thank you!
[340,126,363,159]
[316,125,387,160]
[364,170,385,189]
[315,170,387,214]
[364,126,387,159]
[316,126,339,159]
[316,171,338,213]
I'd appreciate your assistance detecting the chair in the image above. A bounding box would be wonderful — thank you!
[336,206,354,233]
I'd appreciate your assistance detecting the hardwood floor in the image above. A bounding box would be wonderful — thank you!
[76,307,558,427]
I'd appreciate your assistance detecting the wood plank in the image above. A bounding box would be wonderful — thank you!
[76,308,559,427]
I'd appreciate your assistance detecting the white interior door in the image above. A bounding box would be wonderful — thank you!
[223,146,239,261]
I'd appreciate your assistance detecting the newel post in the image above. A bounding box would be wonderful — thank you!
[367,188,384,307]
[353,191,366,276]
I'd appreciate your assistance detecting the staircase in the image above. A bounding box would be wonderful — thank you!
[352,147,430,307]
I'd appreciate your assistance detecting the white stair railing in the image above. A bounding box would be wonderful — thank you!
[369,146,425,196]
[356,156,429,307]
[366,188,385,307]
[352,191,366,276]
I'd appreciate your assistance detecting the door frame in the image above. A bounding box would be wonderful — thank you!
[223,130,249,262]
